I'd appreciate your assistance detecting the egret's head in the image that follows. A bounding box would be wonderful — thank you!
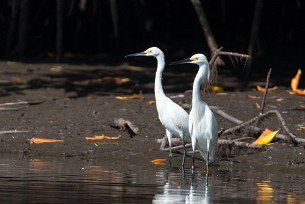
[125,47,162,58]
[189,54,208,65]
[170,54,208,66]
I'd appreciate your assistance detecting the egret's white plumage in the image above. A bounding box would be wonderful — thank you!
[126,47,191,167]
[170,54,218,170]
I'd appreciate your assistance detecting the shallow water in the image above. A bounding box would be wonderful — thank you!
[0,155,304,203]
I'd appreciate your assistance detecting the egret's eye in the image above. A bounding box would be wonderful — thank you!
[145,49,152,54]
[191,57,199,61]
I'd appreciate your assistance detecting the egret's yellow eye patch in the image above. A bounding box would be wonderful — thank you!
[191,57,199,61]
[144,49,152,54]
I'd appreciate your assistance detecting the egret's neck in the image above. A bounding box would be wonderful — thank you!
[193,63,209,102]
[154,53,166,99]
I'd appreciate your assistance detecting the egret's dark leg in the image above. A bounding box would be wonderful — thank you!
[166,130,172,168]
[192,149,196,173]
[181,136,186,168]
[168,142,172,168]
[192,139,196,173]
[206,152,209,172]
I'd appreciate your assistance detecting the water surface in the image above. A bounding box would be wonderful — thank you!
[0,154,304,203]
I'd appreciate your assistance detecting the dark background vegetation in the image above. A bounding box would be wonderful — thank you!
[0,0,304,78]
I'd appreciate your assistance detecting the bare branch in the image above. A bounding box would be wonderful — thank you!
[259,68,272,114]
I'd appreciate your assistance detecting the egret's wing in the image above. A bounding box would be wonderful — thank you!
[188,110,193,136]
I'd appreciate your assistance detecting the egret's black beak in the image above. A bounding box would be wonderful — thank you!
[170,58,192,65]
[125,52,146,58]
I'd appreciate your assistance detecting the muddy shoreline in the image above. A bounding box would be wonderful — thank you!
[0,60,304,173]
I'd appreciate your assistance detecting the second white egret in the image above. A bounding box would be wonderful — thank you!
[171,53,218,171]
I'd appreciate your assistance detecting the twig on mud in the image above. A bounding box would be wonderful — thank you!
[0,106,27,111]
[0,99,46,111]
[0,99,45,106]
[0,130,29,135]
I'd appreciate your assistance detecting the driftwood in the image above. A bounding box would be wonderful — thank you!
[111,118,139,138]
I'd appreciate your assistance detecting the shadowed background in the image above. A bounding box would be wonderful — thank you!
[0,0,304,87]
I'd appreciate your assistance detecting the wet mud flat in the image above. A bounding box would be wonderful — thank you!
[0,60,304,174]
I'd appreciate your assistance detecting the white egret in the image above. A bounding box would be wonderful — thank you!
[126,47,191,167]
[170,54,218,171]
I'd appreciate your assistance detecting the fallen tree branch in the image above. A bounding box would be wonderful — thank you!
[178,104,305,145]
[220,109,301,145]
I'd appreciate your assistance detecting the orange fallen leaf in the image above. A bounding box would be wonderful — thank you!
[30,137,64,144]
[151,159,167,165]
[252,129,279,144]
[294,89,305,96]
[115,94,144,101]
[256,85,277,93]
[11,76,24,84]
[85,135,121,141]
[291,69,302,91]
[148,100,156,105]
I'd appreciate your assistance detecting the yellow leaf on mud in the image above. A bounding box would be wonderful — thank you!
[252,129,279,144]
[256,85,277,93]
[297,126,305,131]
[115,94,144,101]
[148,100,156,105]
[85,135,121,141]
[151,159,167,165]
[210,85,224,93]
[30,137,64,144]
[291,69,302,91]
